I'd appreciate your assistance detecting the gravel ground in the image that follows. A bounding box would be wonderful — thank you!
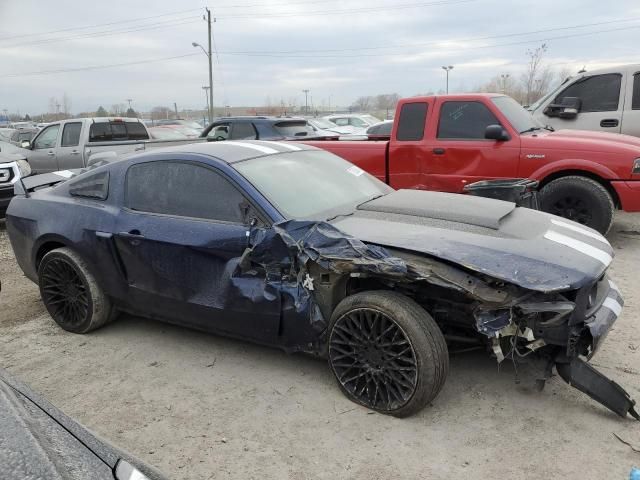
[1,214,639,480]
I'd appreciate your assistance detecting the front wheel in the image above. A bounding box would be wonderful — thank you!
[539,176,615,234]
[328,291,449,417]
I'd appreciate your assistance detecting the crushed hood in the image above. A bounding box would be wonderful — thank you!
[332,190,613,292]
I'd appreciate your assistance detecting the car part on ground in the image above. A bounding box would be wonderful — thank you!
[0,367,167,480]
[6,141,638,419]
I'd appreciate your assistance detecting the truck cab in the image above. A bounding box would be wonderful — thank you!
[529,64,640,137]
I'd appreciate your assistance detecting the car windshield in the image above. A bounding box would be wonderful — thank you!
[234,150,393,219]
[491,96,544,133]
[310,118,336,129]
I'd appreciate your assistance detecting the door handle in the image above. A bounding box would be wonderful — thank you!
[600,119,619,128]
[47,151,55,156]
[433,148,446,155]
[134,145,145,151]
[119,230,145,246]
[70,150,80,155]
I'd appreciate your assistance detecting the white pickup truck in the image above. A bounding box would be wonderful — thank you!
[19,117,204,174]
[529,64,640,137]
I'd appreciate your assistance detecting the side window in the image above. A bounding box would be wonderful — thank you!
[126,122,149,140]
[633,73,640,110]
[126,161,246,223]
[437,101,500,140]
[230,122,257,140]
[208,123,230,141]
[555,74,622,112]
[396,103,428,141]
[61,122,82,147]
[69,171,109,200]
[33,125,60,149]
[350,118,367,128]
[333,118,348,126]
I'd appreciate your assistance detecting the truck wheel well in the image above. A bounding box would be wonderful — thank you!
[539,170,620,208]
[35,241,67,269]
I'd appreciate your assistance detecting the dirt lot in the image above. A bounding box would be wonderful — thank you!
[1,215,640,480]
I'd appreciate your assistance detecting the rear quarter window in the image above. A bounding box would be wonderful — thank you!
[68,171,109,200]
[396,103,428,141]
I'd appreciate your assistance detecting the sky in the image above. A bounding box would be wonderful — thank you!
[0,0,639,115]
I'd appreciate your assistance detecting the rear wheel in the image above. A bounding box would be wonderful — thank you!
[328,291,448,417]
[38,247,113,333]
[539,175,615,234]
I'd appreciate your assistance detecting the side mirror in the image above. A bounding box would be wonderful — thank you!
[21,140,31,149]
[544,96,581,119]
[484,124,510,141]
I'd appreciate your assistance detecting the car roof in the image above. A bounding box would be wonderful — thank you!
[132,140,319,164]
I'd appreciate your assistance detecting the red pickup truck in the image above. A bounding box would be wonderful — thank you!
[305,94,640,233]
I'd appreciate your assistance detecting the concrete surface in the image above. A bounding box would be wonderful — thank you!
[1,214,639,480]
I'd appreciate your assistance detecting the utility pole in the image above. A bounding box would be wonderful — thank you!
[500,74,510,94]
[126,98,133,109]
[302,89,309,114]
[441,65,454,94]
[206,8,214,121]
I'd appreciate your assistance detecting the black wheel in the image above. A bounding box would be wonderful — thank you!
[38,247,113,333]
[539,176,615,234]
[328,291,448,417]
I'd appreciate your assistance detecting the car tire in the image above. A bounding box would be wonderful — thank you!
[328,290,448,417]
[38,247,113,333]
[539,175,615,234]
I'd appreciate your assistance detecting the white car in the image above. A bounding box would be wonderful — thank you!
[322,114,382,134]
[307,118,352,136]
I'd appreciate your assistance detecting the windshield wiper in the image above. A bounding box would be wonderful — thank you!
[544,125,555,132]
[520,126,544,134]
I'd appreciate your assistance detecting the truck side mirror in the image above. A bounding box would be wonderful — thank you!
[544,96,581,119]
[21,140,31,149]
[484,125,510,141]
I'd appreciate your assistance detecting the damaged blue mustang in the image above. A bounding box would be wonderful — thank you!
[6,141,638,419]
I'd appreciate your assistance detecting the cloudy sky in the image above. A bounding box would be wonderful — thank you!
[1,0,638,115]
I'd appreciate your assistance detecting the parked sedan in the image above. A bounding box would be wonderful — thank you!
[148,126,190,140]
[323,114,382,134]
[366,120,393,139]
[5,141,638,419]
[307,118,353,136]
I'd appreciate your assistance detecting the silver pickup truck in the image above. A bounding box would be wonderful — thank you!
[20,117,204,174]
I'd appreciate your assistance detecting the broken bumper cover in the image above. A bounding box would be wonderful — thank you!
[585,278,623,358]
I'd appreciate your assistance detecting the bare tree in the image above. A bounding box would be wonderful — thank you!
[48,97,57,114]
[351,96,373,112]
[151,106,173,120]
[62,92,72,116]
[375,93,401,118]
[522,43,548,106]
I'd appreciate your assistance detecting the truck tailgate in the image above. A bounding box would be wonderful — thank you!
[302,140,389,182]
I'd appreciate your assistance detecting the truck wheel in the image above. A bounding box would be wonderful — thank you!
[38,247,113,333]
[539,176,615,234]
[328,290,448,417]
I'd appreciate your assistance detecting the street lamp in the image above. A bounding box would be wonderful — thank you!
[302,89,310,114]
[441,66,454,94]
[500,73,510,94]
[193,40,213,123]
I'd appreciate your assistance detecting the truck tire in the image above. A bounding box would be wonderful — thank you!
[328,290,448,417]
[539,176,615,234]
[38,247,113,334]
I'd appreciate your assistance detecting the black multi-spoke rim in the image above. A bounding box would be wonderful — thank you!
[40,258,89,328]
[329,308,417,411]
[550,196,591,225]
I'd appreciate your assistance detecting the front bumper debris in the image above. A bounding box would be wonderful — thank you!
[556,357,640,420]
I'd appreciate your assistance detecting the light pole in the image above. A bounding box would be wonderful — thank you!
[193,8,214,124]
[302,89,309,114]
[500,74,510,94]
[202,86,210,123]
[441,66,454,94]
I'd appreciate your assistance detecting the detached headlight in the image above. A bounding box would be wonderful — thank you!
[114,460,151,480]
[16,159,31,178]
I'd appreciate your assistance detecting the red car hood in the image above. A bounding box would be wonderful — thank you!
[522,129,640,155]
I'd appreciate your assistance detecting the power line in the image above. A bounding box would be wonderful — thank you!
[215,23,640,58]
[0,53,200,78]
[217,16,640,54]
[6,17,201,48]
[0,7,203,41]
[215,0,476,19]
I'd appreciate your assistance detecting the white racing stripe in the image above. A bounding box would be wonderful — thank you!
[550,219,610,245]
[227,141,279,155]
[263,141,302,151]
[609,279,621,294]
[544,230,612,266]
[603,297,623,316]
